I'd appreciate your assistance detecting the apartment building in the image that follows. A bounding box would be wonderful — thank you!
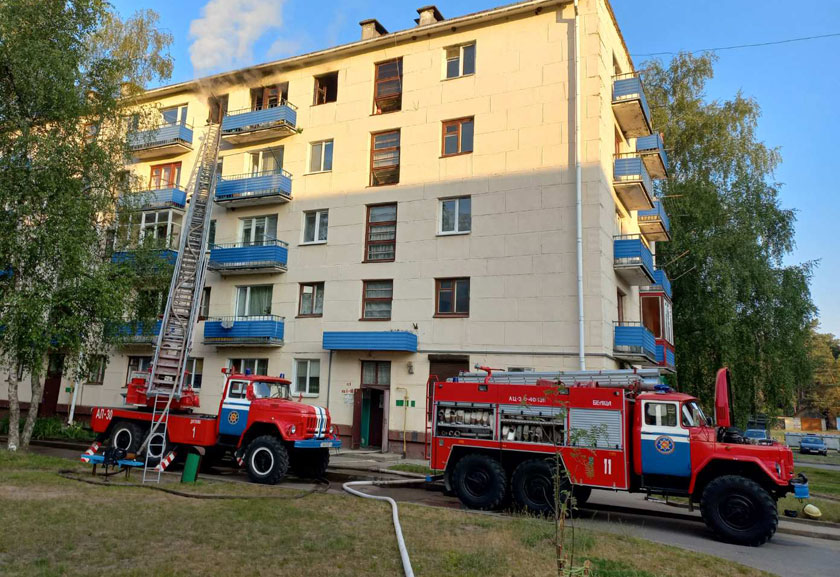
[1,0,673,456]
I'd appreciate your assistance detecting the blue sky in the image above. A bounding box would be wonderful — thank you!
[111,0,840,334]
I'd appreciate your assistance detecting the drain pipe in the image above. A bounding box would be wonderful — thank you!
[574,0,586,370]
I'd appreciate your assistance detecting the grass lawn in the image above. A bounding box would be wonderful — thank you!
[780,466,840,524]
[794,452,840,467]
[0,452,773,577]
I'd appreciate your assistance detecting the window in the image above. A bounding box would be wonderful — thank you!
[208,94,228,124]
[141,210,178,247]
[87,356,107,385]
[294,359,320,396]
[618,289,626,323]
[199,287,211,319]
[644,402,677,427]
[127,356,153,382]
[508,367,535,372]
[436,278,470,316]
[185,357,203,389]
[445,43,476,79]
[314,72,338,105]
[149,162,181,189]
[229,358,269,375]
[240,215,277,246]
[439,197,471,234]
[370,130,400,186]
[299,282,324,317]
[303,210,328,244]
[365,204,397,261]
[236,285,273,317]
[252,84,288,110]
[362,361,390,386]
[362,280,393,320]
[161,105,188,125]
[208,220,216,246]
[248,148,282,175]
[641,294,660,337]
[441,117,474,156]
[374,58,403,114]
[309,140,334,173]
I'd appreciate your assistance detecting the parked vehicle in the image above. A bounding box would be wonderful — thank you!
[744,429,769,441]
[428,366,807,546]
[799,435,828,456]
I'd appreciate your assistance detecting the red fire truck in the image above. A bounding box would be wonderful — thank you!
[428,366,807,546]
[90,369,340,484]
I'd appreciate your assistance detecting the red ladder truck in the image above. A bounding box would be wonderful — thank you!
[427,366,807,546]
[88,123,339,483]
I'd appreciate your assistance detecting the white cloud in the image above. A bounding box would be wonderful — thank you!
[189,0,287,73]
[267,38,302,59]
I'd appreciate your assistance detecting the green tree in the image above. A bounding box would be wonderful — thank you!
[643,54,816,422]
[801,323,840,417]
[0,0,173,451]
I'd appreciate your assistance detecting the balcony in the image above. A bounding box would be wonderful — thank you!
[111,320,162,346]
[322,331,418,352]
[614,322,657,364]
[111,249,178,266]
[215,169,292,207]
[614,235,655,285]
[208,240,288,275]
[204,315,285,346]
[612,72,652,138]
[221,102,298,145]
[638,201,671,242]
[655,341,676,373]
[129,122,193,159]
[641,268,672,300]
[121,185,187,211]
[636,133,668,179]
[614,154,655,211]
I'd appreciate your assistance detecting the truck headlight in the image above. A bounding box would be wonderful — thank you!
[775,462,782,477]
[289,424,296,435]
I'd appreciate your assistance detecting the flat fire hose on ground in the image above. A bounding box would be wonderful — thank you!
[343,478,428,577]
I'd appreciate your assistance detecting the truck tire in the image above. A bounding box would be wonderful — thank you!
[293,449,330,479]
[572,485,592,506]
[452,453,506,510]
[109,421,142,454]
[700,475,778,546]
[143,427,172,467]
[246,436,290,485]
[511,459,571,515]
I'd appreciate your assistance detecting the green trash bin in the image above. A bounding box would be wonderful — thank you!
[181,450,201,484]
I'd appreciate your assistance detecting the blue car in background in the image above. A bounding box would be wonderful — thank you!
[799,435,828,456]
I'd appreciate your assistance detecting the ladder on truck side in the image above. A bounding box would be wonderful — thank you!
[455,368,664,388]
[141,123,221,483]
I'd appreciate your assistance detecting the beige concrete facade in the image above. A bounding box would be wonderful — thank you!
[1,0,669,454]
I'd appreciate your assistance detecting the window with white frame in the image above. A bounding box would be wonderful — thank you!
[161,104,188,125]
[239,215,277,246]
[439,197,471,235]
[302,210,328,244]
[309,140,334,173]
[445,43,476,79]
[186,357,203,389]
[87,355,107,384]
[299,282,324,317]
[248,148,282,175]
[294,359,320,396]
[126,356,153,382]
[199,287,211,319]
[235,285,273,317]
[228,358,268,375]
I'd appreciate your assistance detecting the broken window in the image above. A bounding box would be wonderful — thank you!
[252,84,289,111]
[374,58,403,114]
[314,72,338,105]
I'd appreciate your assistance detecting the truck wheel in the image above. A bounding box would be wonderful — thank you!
[700,475,778,546]
[109,421,142,454]
[143,427,172,467]
[452,454,506,510]
[572,485,592,506]
[293,449,330,479]
[512,459,570,515]
[246,436,290,485]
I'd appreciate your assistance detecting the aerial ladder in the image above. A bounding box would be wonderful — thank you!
[140,123,221,482]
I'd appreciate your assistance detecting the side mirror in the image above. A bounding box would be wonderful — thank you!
[706,416,713,427]
[245,384,256,401]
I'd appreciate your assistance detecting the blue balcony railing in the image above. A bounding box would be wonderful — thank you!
[636,133,669,178]
[614,322,657,362]
[638,200,671,242]
[221,103,297,137]
[615,155,654,195]
[111,249,178,266]
[612,72,652,138]
[655,343,676,370]
[110,320,162,344]
[652,269,672,299]
[208,240,288,274]
[121,185,187,210]
[129,122,193,152]
[614,235,655,284]
[204,315,285,346]
[216,170,292,205]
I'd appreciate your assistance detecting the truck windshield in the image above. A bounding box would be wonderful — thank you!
[681,401,707,427]
[252,381,290,400]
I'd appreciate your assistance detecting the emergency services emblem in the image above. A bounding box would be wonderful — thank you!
[228,411,240,425]
[654,435,675,455]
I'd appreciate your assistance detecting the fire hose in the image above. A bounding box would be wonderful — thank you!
[343,478,428,577]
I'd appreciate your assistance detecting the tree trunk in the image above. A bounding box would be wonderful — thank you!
[20,372,44,450]
[6,367,20,451]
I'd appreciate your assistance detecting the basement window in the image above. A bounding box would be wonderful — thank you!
[314,72,338,105]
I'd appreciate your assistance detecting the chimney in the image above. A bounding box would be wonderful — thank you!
[360,19,388,40]
[415,5,444,26]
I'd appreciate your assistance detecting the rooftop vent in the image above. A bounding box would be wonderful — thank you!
[415,5,444,26]
[360,18,388,40]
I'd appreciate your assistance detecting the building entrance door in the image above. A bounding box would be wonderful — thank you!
[40,354,64,417]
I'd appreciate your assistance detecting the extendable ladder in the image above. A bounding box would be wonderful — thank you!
[455,368,663,389]
[142,123,221,482]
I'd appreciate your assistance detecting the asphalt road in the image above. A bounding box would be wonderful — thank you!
[24,445,840,577]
